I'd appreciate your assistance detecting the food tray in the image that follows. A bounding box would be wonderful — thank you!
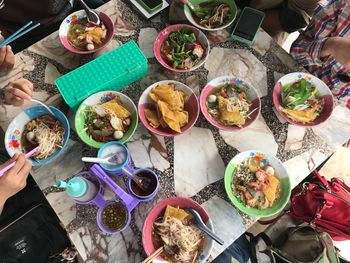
[55,40,148,110]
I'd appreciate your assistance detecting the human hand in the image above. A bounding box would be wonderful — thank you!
[0,45,15,72]
[321,37,350,70]
[4,78,33,106]
[0,153,31,203]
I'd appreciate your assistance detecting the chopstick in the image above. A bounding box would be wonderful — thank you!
[142,247,164,263]
[0,21,40,48]
[0,147,38,177]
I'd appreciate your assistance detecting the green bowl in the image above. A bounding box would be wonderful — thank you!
[184,0,237,31]
[224,150,291,218]
[75,91,138,149]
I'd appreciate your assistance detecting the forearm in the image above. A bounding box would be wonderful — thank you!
[0,198,6,215]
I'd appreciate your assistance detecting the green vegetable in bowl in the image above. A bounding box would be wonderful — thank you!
[160,29,205,70]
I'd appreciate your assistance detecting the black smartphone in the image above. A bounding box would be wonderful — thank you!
[231,7,265,46]
[136,0,163,14]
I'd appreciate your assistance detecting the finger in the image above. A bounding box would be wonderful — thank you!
[4,46,15,71]
[0,153,19,167]
[11,153,26,173]
[13,80,33,98]
[18,160,31,181]
[8,87,31,100]
[0,46,6,70]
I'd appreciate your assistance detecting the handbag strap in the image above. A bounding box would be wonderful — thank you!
[312,170,331,188]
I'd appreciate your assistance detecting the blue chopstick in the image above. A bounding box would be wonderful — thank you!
[0,21,40,48]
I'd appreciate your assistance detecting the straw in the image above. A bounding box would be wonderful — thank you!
[0,147,39,177]
[0,21,40,48]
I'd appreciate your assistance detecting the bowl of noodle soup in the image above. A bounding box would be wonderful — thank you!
[142,197,214,263]
[184,0,237,31]
[5,105,70,166]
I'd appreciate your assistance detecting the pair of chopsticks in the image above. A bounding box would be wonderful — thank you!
[0,21,40,49]
[142,247,164,263]
[0,147,38,177]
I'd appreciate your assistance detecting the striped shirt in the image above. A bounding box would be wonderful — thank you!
[291,0,350,108]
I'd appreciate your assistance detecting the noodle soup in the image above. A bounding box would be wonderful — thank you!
[151,205,205,263]
[21,115,65,160]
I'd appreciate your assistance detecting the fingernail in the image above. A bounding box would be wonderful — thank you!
[7,45,11,51]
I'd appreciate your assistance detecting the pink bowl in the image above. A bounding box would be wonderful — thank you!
[59,10,114,55]
[200,76,261,131]
[142,197,213,262]
[154,24,210,73]
[138,80,200,137]
[273,72,334,127]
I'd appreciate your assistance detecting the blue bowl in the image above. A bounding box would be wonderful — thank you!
[5,105,70,166]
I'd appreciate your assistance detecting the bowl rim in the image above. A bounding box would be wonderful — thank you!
[4,105,71,166]
[272,72,335,127]
[138,80,200,137]
[142,196,214,262]
[58,9,114,55]
[224,150,292,217]
[183,1,238,31]
[75,90,138,149]
[200,76,261,131]
[153,24,210,73]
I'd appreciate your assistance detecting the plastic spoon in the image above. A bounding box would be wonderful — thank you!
[81,155,152,192]
[187,208,224,245]
[77,0,100,25]
[0,147,39,177]
[30,98,55,116]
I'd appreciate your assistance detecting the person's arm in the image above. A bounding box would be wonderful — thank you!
[0,154,32,215]
[290,2,339,68]
[262,0,318,34]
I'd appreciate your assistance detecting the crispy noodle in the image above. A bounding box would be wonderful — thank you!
[33,121,64,159]
[155,216,203,262]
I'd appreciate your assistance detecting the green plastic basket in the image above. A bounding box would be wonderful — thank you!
[55,41,148,110]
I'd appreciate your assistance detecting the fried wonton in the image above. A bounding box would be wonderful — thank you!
[263,173,281,203]
[145,83,189,133]
[164,205,189,222]
[144,109,160,128]
[281,99,324,123]
[100,98,131,119]
[149,83,186,111]
[218,96,246,126]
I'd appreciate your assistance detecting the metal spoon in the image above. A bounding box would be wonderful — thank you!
[121,167,153,193]
[187,208,224,245]
[30,98,56,116]
[77,0,100,25]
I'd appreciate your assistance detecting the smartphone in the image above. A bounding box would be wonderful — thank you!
[231,7,265,46]
[136,0,163,14]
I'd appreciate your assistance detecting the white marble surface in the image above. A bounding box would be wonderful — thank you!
[283,149,327,188]
[126,124,169,171]
[174,127,225,197]
[138,28,158,59]
[31,139,84,189]
[252,29,273,56]
[284,125,306,151]
[44,62,62,85]
[46,191,76,227]
[220,115,279,155]
[202,196,246,259]
[312,105,350,150]
[205,47,268,98]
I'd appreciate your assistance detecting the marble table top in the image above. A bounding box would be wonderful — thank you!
[1,1,350,262]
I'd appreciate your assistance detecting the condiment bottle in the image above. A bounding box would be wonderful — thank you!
[55,177,98,203]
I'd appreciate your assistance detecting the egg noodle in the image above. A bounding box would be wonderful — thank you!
[32,121,64,160]
[155,215,203,262]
